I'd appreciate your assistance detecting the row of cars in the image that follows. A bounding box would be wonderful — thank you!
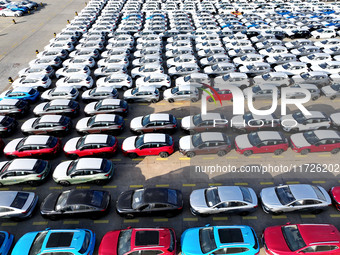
[0,0,38,17]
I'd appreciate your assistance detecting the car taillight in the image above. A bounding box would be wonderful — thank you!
[3,127,7,130]
[43,81,47,84]
[104,173,110,177]
[117,125,122,128]
[177,206,183,210]
[87,81,90,83]
[37,174,43,178]
[17,109,22,112]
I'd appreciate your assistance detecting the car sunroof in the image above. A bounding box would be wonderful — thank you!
[46,232,74,248]
[218,229,244,244]
[135,231,159,246]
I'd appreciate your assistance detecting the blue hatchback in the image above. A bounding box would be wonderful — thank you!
[0,87,39,103]
[0,231,14,255]
[11,229,95,255]
[181,225,259,255]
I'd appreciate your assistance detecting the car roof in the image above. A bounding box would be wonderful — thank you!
[53,86,75,92]
[65,189,105,206]
[84,134,108,144]
[137,86,157,92]
[297,224,340,246]
[289,184,319,200]
[143,133,166,143]
[39,115,63,123]
[217,186,244,202]
[213,226,255,247]
[303,111,326,118]
[76,158,103,170]
[101,99,121,106]
[49,99,70,106]
[200,132,225,142]
[257,131,282,141]
[94,86,115,92]
[24,135,50,145]
[200,113,223,121]
[142,188,176,204]
[149,114,170,122]
[0,99,20,105]
[11,87,34,93]
[178,85,197,91]
[314,130,340,140]
[0,191,31,207]
[42,229,86,252]
[7,158,38,171]
[225,72,248,78]
[93,114,117,122]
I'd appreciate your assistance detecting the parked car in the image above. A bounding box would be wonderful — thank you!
[12,74,52,91]
[181,113,228,133]
[33,99,80,117]
[123,86,159,103]
[189,186,258,216]
[292,71,330,86]
[11,229,95,255]
[41,86,79,101]
[0,87,39,103]
[322,83,340,100]
[116,188,183,218]
[0,115,17,137]
[0,158,50,186]
[164,86,199,103]
[239,62,272,76]
[53,157,114,186]
[40,189,111,220]
[99,228,176,255]
[96,74,132,90]
[56,75,94,91]
[274,62,309,76]
[130,113,177,134]
[84,99,128,116]
[281,111,331,132]
[252,72,290,87]
[214,72,250,89]
[76,114,125,134]
[18,65,55,78]
[0,191,38,220]
[330,186,340,211]
[311,28,337,39]
[0,231,13,255]
[330,113,340,130]
[235,131,289,156]
[311,61,340,74]
[231,113,280,133]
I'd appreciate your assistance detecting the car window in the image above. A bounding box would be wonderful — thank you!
[301,245,339,253]
[140,251,163,255]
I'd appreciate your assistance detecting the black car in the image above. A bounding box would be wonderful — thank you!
[289,29,311,39]
[0,99,29,117]
[0,116,18,136]
[116,188,183,219]
[40,189,111,220]
[245,30,260,39]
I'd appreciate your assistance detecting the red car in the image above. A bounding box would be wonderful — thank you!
[3,135,61,159]
[121,133,174,158]
[290,130,340,155]
[63,134,118,159]
[99,227,176,255]
[263,224,340,254]
[207,89,233,102]
[330,186,340,211]
[234,131,289,156]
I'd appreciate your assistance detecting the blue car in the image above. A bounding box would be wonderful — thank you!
[0,87,39,103]
[181,225,259,255]
[11,229,95,255]
[6,4,28,12]
[0,231,14,255]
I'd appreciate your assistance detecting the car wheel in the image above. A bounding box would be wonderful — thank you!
[217,150,227,157]
[243,150,253,156]
[316,36,320,39]
[122,86,128,91]
[312,96,319,101]
[168,98,174,103]
[240,85,247,90]
[186,151,195,158]
[0,182,3,187]
[95,179,106,185]
[127,99,134,103]
[191,97,198,103]
[28,181,40,187]
[330,95,336,100]
[150,99,157,103]
[272,211,283,215]
[124,213,135,219]
[159,152,169,158]
[14,14,19,17]
[312,209,323,214]
[274,149,284,155]
[331,148,340,154]
[301,149,310,155]
[59,181,71,186]
[161,86,167,91]
[2,14,6,17]
[49,215,59,221]
[127,153,138,159]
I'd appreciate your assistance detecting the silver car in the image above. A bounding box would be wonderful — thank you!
[52,158,114,186]
[123,86,159,103]
[322,83,340,100]
[260,184,331,215]
[0,158,50,186]
[82,87,118,103]
[41,86,79,101]
[190,186,258,216]
[288,84,320,101]
[163,85,199,103]
[0,191,38,220]
[76,114,125,134]
[291,72,330,86]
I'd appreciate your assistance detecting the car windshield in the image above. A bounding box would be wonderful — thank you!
[207,56,214,61]
[184,75,191,82]
[281,225,306,251]
[193,114,202,126]
[303,131,319,145]
[252,85,261,93]
[131,88,139,95]
[171,87,179,94]
[28,231,48,255]
[205,187,221,207]
[135,135,144,148]
[199,227,217,254]
[55,191,70,211]
[192,133,203,147]
[117,230,132,255]
[275,186,295,205]
[292,112,306,124]
[132,189,144,209]
[142,115,150,126]
[248,132,261,146]
[240,187,253,203]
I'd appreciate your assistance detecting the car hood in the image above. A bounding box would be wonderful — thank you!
[3,139,21,153]
[99,230,120,255]
[123,89,133,98]
[122,136,137,151]
[21,118,36,131]
[41,90,51,100]
[117,190,134,211]
[33,103,46,115]
[260,187,282,208]
[190,189,208,210]
[179,135,194,150]
[64,137,80,152]
[81,90,90,99]
[84,102,96,113]
[130,116,143,130]
[322,86,335,95]
[181,116,194,130]
[53,161,72,180]
[290,133,310,148]
[41,192,59,213]
[264,226,292,253]
[181,228,204,255]
[0,161,7,170]
[330,113,340,126]
[234,134,252,149]
[11,231,40,255]
[163,88,172,99]
[76,117,90,130]
[231,115,244,128]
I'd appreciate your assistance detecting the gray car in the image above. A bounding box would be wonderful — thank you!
[0,158,50,186]
[291,72,330,86]
[33,99,80,117]
[84,99,128,116]
[190,186,258,216]
[0,191,38,220]
[244,85,280,101]
[81,87,118,103]
[76,114,125,134]
[288,84,321,101]
[260,184,331,215]
[41,86,79,101]
[330,113,340,130]
[123,87,160,103]
[163,85,199,103]
[321,83,340,100]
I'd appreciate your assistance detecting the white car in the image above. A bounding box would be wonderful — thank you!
[134,47,163,58]
[281,111,331,132]
[166,55,197,68]
[163,85,199,103]
[255,39,283,50]
[175,73,210,86]
[239,62,272,76]
[165,40,192,51]
[37,49,69,60]
[290,46,321,57]
[299,53,332,64]
[311,28,337,39]
[224,40,252,50]
[165,47,194,58]
[97,56,129,68]
[214,72,250,89]
[0,9,22,17]
[228,46,257,58]
[233,54,264,67]
[44,42,75,52]
[136,74,171,89]
[310,61,340,74]
[285,39,314,50]
[41,86,79,101]
[101,48,130,58]
[29,57,62,68]
[321,83,340,100]
[200,54,230,67]
[252,72,290,87]
[18,65,55,78]
[12,74,52,91]
[56,75,94,91]
[204,63,236,76]
[168,63,201,77]
[197,47,226,58]
[314,38,340,49]
[96,74,132,90]
[62,56,96,68]
[123,86,160,103]
[323,46,340,56]
[55,65,91,78]
[258,46,288,57]
[132,55,163,67]
[274,62,309,76]
[94,64,127,77]
[131,64,164,78]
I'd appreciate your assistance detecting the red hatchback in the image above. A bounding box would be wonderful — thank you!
[3,135,61,159]
[99,227,176,255]
[330,186,340,211]
[207,89,233,102]
[263,224,340,254]
[235,131,289,156]
[63,134,118,159]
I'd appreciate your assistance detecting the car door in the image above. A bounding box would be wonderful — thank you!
[69,170,85,184]
[18,145,36,157]
[254,141,269,153]
[34,123,48,134]
[0,171,19,185]
[298,245,340,254]
[78,144,94,157]
[0,206,16,218]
